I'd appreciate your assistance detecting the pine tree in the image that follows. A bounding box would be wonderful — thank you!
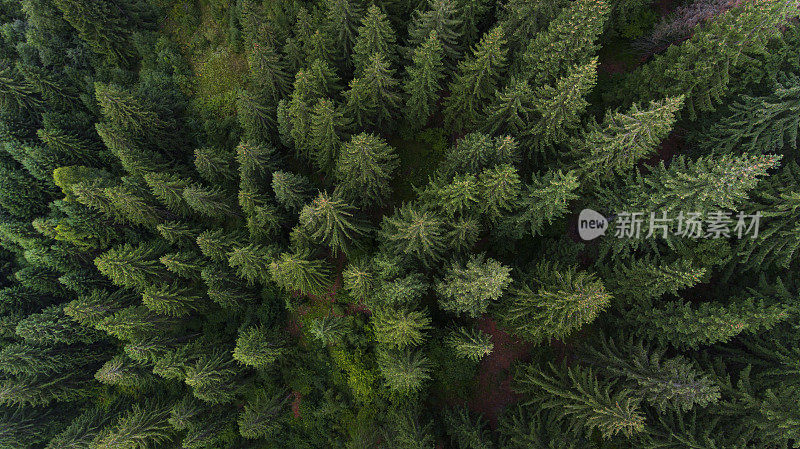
[372,306,432,349]
[335,132,399,206]
[500,264,611,343]
[518,0,610,87]
[514,362,646,438]
[378,349,432,395]
[573,96,685,178]
[403,31,446,130]
[352,4,397,74]
[527,58,598,152]
[443,26,507,132]
[299,191,370,255]
[436,254,512,318]
[445,326,493,361]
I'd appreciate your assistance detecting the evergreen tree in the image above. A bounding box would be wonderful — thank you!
[344,52,402,129]
[601,153,781,214]
[500,264,611,343]
[352,4,397,74]
[309,98,350,173]
[322,0,363,70]
[705,75,800,154]
[372,306,432,349]
[443,26,507,132]
[436,254,512,318]
[527,58,598,152]
[509,169,579,238]
[478,163,522,222]
[299,191,369,255]
[269,250,333,296]
[380,203,446,266]
[335,132,399,206]
[443,406,495,449]
[622,0,798,118]
[582,335,721,411]
[573,96,685,178]
[514,362,646,438]
[271,171,312,211]
[445,326,493,361]
[233,326,287,369]
[406,0,462,66]
[378,349,432,395]
[518,0,610,87]
[403,31,446,130]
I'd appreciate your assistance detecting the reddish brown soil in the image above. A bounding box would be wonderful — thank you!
[466,317,533,428]
[291,391,302,419]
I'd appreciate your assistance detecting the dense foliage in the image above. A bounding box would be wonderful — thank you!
[0,0,799,447]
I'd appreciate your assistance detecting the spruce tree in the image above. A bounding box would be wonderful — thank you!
[527,58,598,152]
[443,26,507,132]
[352,4,397,74]
[298,191,369,255]
[501,264,611,343]
[445,326,493,361]
[514,362,646,438]
[406,0,462,67]
[436,254,512,318]
[403,31,446,130]
[378,349,432,395]
[372,306,432,349]
[518,0,610,87]
[344,52,402,129]
[573,96,685,178]
[335,132,399,206]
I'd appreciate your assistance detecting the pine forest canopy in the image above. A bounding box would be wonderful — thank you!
[0,0,799,447]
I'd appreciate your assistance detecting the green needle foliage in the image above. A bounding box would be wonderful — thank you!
[0,0,799,447]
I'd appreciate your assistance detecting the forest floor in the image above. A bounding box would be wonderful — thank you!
[466,317,533,428]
